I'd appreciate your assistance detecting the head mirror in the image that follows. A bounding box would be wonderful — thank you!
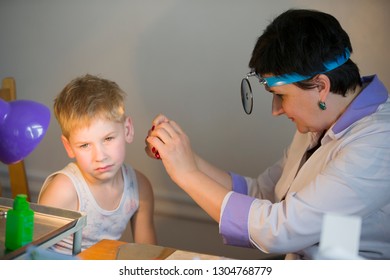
[240,77,253,115]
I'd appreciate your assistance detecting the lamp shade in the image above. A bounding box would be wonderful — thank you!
[0,98,50,164]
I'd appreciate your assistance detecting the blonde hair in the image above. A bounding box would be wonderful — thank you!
[54,74,126,138]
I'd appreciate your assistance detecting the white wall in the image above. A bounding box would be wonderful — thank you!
[1,0,389,259]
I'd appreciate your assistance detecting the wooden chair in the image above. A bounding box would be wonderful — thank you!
[0,77,31,201]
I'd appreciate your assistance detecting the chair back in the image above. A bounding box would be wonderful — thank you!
[0,77,31,201]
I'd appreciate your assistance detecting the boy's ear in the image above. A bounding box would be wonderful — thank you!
[61,135,75,158]
[124,116,135,144]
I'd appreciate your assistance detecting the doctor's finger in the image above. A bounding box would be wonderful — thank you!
[155,121,182,140]
[168,120,185,135]
[152,114,170,127]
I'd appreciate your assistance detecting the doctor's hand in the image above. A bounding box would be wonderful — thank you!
[144,114,169,159]
[145,114,199,186]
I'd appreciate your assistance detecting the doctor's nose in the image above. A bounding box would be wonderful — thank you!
[272,94,285,116]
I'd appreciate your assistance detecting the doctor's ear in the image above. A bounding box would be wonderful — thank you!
[314,74,331,102]
[314,74,331,93]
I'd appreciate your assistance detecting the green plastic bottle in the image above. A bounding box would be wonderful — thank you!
[5,194,34,250]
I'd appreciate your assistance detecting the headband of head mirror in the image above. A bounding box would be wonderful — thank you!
[260,48,351,87]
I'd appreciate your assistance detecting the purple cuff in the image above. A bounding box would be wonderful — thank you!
[229,172,248,195]
[220,192,255,247]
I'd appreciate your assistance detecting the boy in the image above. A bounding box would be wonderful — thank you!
[39,74,157,254]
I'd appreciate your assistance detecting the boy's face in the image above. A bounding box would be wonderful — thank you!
[61,117,134,183]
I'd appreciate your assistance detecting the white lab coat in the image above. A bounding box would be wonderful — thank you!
[220,75,390,259]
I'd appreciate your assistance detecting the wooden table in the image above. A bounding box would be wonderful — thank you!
[78,239,125,260]
[78,239,227,260]
[78,239,176,260]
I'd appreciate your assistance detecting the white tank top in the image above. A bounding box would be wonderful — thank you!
[38,162,139,254]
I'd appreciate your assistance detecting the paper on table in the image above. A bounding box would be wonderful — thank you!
[116,243,232,260]
[165,250,231,260]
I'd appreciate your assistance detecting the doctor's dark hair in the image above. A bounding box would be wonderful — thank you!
[249,9,361,96]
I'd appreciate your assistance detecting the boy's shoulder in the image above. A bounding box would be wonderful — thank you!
[38,172,78,209]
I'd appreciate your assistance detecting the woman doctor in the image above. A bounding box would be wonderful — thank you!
[145,9,390,259]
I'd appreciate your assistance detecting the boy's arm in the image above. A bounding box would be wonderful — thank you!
[131,170,157,245]
[38,173,79,211]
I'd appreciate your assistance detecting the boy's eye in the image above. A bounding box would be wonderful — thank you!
[80,143,89,149]
[105,136,114,142]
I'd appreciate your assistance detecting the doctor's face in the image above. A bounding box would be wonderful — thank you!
[268,84,326,133]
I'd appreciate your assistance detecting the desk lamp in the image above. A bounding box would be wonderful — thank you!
[0,98,50,164]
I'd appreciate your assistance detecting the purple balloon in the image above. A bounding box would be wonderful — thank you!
[0,98,50,164]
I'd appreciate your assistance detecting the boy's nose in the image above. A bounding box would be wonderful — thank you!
[94,145,107,161]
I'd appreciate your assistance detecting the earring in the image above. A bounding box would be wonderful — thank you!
[318,101,327,110]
